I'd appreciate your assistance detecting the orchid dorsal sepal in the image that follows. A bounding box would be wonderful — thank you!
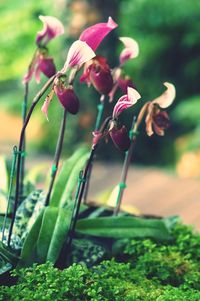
[119,37,139,65]
[61,40,96,73]
[152,82,176,109]
[112,87,141,119]
[36,15,65,47]
[79,16,118,51]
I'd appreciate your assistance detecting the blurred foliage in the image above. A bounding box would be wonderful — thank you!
[0,0,200,167]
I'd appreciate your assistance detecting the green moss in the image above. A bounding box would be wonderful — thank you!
[0,223,200,300]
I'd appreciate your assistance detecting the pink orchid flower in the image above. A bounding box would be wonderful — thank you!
[36,15,65,46]
[145,82,176,136]
[113,86,141,118]
[119,37,139,65]
[80,56,113,95]
[23,51,56,84]
[79,17,118,51]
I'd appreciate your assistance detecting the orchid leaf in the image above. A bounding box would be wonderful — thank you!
[50,146,89,207]
[18,208,45,267]
[36,207,58,262]
[59,152,89,207]
[46,206,73,262]
[76,216,172,241]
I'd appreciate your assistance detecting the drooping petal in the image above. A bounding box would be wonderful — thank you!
[112,87,141,118]
[22,64,36,84]
[36,15,64,46]
[152,82,176,109]
[41,89,55,120]
[79,17,118,51]
[119,37,139,65]
[62,40,95,72]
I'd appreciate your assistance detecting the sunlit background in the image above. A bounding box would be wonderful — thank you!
[0,0,200,228]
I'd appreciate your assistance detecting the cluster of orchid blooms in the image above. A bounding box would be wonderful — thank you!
[23,15,176,152]
[6,14,176,246]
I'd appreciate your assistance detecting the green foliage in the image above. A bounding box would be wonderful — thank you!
[50,146,89,207]
[76,216,172,240]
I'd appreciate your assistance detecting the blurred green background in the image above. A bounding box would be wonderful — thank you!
[0,0,200,177]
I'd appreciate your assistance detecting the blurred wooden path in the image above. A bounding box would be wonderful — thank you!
[89,163,200,231]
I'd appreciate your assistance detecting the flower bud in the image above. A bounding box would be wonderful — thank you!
[110,125,131,151]
[54,86,80,114]
[39,57,56,78]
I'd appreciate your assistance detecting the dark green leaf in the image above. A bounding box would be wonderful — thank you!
[18,208,45,267]
[76,216,171,240]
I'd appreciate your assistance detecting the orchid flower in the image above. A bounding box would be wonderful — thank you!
[145,82,176,136]
[113,86,141,119]
[36,15,64,47]
[79,17,118,51]
[93,87,141,151]
[23,15,64,84]
[23,51,56,84]
[80,56,113,94]
[119,37,139,65]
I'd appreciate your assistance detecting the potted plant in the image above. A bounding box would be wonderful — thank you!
[0,14,199,300]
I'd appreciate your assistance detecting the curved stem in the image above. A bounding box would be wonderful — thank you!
[83,97,105,204]
[45,108,68,206]
[7,75,56,246]
[19,82,29,202]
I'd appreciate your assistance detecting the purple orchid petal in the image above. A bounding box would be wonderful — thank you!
[22,64,35,84]
[79,17,118,51]
[38,57,56,78]
[36,15,64,46]
[152,82,176,109]
[119,37,139,65]
[62,40,95,72]
[113,87,141,118]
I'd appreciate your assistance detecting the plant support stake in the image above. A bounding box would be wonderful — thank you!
[113,116,138,215]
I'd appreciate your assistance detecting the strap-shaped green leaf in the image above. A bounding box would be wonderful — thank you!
[18,208,45,267]
[36,207,58,262]
[50,146,89,207]
[76,216,171,240]
[59,153,89,208]
[46,206,73,262]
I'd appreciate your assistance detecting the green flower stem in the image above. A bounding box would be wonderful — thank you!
[113,117,138,216]
[83,97,105,204]
[1,146,18,243]
[45,108,68,206]
[7,75,56,246]
[19,82,29,203]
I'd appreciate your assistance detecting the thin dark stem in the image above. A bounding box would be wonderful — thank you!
[7,75,56,246]
[67,145,98,249]
[19,82,29,202]
[113,117,137,216]
[45,108,68,206]
[67,116,112,248]
[83,98,105,204]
